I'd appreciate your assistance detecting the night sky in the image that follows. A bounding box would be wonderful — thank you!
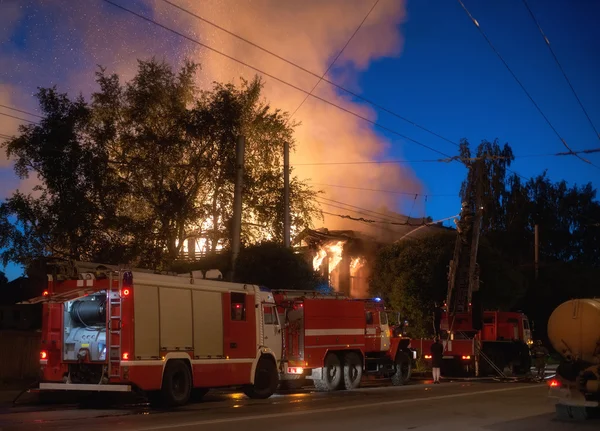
[1,0,599,280]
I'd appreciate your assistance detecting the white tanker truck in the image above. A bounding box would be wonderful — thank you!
[547,298,600,420]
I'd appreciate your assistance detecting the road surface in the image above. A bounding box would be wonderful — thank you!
[0,380,597,431]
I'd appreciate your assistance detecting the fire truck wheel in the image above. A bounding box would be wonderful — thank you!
[314,353,342,392]
[342,352,363,390]
[160,360,192,407]
[391,352,411,386]
[243,356,279,399]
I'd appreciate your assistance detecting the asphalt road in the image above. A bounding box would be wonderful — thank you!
[0,380,597,431]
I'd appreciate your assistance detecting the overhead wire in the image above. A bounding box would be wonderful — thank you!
[288,0,380,119]
[311,182,456,197]
[0,104,43,119]
[456,0,600,171]
[292,148,600,167]
[159,0,459,148]
[522,0,600,142]
[317,196,408,223]
[0,112,37,124]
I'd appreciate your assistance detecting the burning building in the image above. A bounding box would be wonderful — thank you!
[294,229,379,299]
[295,220,453,298]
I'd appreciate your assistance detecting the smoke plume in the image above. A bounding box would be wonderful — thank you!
[1,0,423,237]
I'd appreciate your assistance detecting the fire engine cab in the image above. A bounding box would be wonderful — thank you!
[30,261,282,406]
[273,290,415,391]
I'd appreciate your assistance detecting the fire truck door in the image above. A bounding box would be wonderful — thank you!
[263,304,282,361]
[379,312,391,351]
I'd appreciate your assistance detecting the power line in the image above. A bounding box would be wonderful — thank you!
[457,0,600,171]
[292,148,600,167]
[319,207,427,227]
[310,182,456,197]
[316,196,427,225]
[316,199,401,224]
[0,112,37,124]
[289,0,380,119]
[522,0,600,142]
[159,0,459,148]
[0,104,43,119]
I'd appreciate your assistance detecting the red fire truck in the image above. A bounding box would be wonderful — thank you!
[413,156,532,377]
[29,261,283,406]
[415,309,532,376]
[273,290,416,391]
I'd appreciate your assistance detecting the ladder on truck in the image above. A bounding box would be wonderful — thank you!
[107,269,125,380]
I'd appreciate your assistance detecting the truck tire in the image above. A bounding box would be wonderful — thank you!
[314,353,342,392]
[160,360,192,407]
[391,352,411,386]
[243,356,279,399]
[342,352,363,390]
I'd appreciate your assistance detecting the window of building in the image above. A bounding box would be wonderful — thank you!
[231,292,246,321]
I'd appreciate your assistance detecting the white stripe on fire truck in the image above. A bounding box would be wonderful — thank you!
[305,329,365,336]
[305,344,364,349]
[120,358,255,367]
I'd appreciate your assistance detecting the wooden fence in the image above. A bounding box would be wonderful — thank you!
[0,330,41,381]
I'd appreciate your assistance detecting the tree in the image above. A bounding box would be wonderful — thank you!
[458,138,514,233]
[0,58,322,269]
[234,242,323,290]
[370,232,455,337]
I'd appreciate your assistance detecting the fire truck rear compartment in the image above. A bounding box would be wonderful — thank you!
[63,293,107,382]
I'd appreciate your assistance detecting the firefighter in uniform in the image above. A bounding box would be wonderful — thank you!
[531,340,549,379]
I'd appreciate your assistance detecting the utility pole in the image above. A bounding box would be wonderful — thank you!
[283,141,291,248]
[229,135,245,282]
[534,224,539,280]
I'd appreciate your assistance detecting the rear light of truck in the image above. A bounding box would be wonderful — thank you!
[40,350,48,360]
[287,367,304,375]
[424,355,432,359]
[122,352,130,360]
[461,355,471,360]
[43,290,49,296]
[121,288,131,297]
[549,379,560,388]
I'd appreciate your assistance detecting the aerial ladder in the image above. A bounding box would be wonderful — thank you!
[440,155,531,378]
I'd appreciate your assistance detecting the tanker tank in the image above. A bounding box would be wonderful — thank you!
[547,298,600,367]
[546,298,600,420]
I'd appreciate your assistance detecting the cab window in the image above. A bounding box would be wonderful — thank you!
[380,312,388,325]
[263,305,277,325]
[366,311,373,325]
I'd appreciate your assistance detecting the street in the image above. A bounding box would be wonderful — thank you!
[0,380,597,431]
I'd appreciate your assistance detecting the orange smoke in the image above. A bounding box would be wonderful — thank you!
[160,0,422,234]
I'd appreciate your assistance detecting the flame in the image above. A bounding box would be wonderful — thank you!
[312,241,345,273]
[312,248,327,271]
[350,257,366,276]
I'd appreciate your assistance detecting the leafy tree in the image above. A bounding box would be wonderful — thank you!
[0,58,321,269]
[370,232,455,337]
[458,138,514,233]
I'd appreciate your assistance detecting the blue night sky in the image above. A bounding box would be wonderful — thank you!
[1,0,599,281]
